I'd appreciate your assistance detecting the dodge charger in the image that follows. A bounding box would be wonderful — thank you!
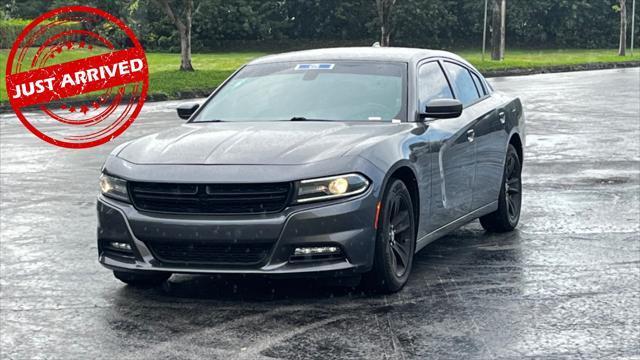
[97,47,525,293]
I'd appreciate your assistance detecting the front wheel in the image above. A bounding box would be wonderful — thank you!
[113,270,171,287]
[480,144,522,232]
[363,179,416,293]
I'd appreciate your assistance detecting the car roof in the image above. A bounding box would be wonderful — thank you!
[248,46,475,69]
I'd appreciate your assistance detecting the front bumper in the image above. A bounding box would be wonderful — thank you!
[97,188,378,277]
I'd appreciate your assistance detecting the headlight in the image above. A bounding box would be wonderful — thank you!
[295,173,369,203]
[99,173,129,202]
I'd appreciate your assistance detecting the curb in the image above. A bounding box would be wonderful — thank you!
[1,62,638,113]
[482,61,640,78]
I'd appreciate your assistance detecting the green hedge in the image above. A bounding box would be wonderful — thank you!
[0,19,82,49]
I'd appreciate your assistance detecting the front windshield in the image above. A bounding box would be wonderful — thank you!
[193,61,407,122]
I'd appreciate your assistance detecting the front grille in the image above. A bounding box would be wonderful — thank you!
[149,242,272,266]
[129,182,292,214]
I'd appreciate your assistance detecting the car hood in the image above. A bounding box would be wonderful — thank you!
[116,121,411,165]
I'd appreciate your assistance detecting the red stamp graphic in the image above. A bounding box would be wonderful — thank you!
[4,6,148,148]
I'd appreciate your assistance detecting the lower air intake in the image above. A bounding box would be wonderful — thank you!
[149,242,272,266]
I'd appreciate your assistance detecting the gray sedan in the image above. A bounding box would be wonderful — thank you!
[97,47,525,293]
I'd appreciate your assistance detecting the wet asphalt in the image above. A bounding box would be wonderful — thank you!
[1,68,639,359]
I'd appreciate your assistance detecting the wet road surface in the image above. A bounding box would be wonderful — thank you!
[1,68,639,359]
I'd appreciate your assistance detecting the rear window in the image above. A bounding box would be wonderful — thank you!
[470,71,486,96]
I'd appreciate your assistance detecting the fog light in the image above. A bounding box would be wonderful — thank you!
[294,246,340,256]
[110,242,132,251]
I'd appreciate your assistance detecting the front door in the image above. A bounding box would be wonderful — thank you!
[427,110,477,229]
[417,60,477,231]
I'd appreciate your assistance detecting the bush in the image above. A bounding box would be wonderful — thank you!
[0,19,81,49]
[0,19,30,48]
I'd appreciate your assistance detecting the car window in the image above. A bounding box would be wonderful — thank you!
[443,62,480,107]
[470,71,486,96]
[417,61,453,110]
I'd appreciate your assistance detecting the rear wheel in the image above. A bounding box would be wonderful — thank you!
[363,179,416,293]
[480,144,522,232]
[113,270,171,286]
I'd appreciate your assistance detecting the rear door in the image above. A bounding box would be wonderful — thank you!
[468,71,508,210]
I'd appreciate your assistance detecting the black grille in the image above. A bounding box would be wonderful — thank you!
[149,242,272,266]
[129,182,292,214]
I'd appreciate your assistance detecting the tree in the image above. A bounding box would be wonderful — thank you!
[153,0,195,71]
[491,0,506,60]
[616,0,628,56]
[5,0,48,19]
[391,0,458,48]
[376,0,396,46]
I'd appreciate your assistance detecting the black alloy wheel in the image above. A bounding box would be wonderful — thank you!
[387,188,414,277]
[480,144,522,232]
[504,147,522,223]
[363,179,416,293]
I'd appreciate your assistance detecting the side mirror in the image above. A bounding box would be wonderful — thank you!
[177,102,200,120]
[420,99,463,120]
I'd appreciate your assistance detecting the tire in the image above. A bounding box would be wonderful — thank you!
[480,144,522,232]
[113,270,171,286]
[363,178,416,293]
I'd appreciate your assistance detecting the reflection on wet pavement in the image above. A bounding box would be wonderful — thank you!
[1,68,639,359]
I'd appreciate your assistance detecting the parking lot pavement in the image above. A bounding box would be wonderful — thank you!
[1,68,639,359]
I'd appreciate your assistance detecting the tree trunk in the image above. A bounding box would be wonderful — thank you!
[178,26,193,71]
[381,25,391,46]
[500,0,506,59]
[491,0,502,60]
[155,0,194,71]
[376,0,396,47]
[181,0,194,71]
[619,0,627,56]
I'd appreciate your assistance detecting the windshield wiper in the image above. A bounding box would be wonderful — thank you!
[289,117,331,121]
[197,119,225,123]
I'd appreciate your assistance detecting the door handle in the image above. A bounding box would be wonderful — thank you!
[498,111,506,124]
[466,129,475,143]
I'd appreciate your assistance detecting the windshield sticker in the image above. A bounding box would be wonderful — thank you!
[295,63,335,70]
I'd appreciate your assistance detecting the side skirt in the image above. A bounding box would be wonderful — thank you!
[415,201,498,253]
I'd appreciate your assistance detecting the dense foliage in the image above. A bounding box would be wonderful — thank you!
[0,18,82,48]
[2,0,638,51]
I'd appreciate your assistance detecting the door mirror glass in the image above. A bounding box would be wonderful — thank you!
[420,99,463,119]
[177,102,200,120]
